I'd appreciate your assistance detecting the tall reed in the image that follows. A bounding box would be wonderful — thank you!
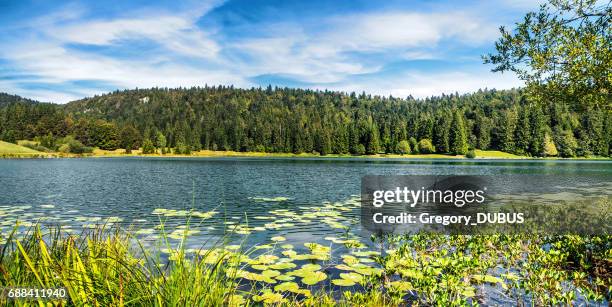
[0,225,247,306]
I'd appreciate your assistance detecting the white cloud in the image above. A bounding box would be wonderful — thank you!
[311,69,522,99]
[324,11,499,51]
[229,10,500,85]
[46,14,219,59]
[233,37,373,83]
[44,9,219,57]
[1,40,248,102]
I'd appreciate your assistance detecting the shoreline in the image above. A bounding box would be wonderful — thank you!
[2,149,610,161]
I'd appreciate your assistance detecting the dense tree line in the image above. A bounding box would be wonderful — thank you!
[0,86,609,157]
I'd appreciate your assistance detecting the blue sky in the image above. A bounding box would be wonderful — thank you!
[0,0,539,103]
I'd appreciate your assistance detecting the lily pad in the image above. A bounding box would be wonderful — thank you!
[252,290,285,303]
[251,264,268,271]
[261,269,281,278]
[339,272,363,283]
[269,262,296,270]
[301,264,321,271]
[274,281,299,292]
[352,251,378,257]
[274,282,312,296]
[275,274,296,281]
[301,271,327,285]
[304,242,330,254]
[335,264,354,271]
[342,255,359,266]
[251,254,278,265]
[235,269,276,284]
[332,279,356,287]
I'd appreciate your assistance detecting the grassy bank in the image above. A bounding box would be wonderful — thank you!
[0,141,53,158]
[2,141,610,160]
[88,148,472,159]
[1,224,609,306]
[59,148,563,159]
[86,148,611,160]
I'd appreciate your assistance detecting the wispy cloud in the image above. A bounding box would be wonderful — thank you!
[233,36,373,83]
[324,11,499,51]
[0,1,236,101]
[230,10,501,85]
[47,15,220,58]
[1,39,247,100]
[318,69,522,99]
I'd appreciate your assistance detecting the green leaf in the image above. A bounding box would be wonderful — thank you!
[301,271,327,285]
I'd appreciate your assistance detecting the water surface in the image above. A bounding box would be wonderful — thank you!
[1,157,610,245]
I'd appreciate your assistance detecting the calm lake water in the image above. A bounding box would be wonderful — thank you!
[1,157,611,241]
[1,157,611,304]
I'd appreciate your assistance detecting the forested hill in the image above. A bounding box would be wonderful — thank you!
[0,86,610,158]
[0,92,39,107]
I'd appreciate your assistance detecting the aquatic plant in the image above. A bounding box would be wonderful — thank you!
[0,225,245,306]
[1,197,610,305]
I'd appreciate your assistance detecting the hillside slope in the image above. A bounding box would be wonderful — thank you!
[0,141,46,156]
[0,92,39,108]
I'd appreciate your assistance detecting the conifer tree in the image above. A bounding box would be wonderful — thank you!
[497,108,518,153]
[474,112,491,150]
[529,105,547,156]
[515,105,531,155]
[366,123,380,155]
[449,111,468,155]
[433,111,450,153]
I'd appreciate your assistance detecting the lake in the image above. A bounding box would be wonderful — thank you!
[1,157,611,304]
[1,157,611,248]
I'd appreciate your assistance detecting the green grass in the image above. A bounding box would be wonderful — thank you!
[0,141,50,158]
[93,149,527,160]
[3,139,610,160]
[0,141,42,154]
[474,150,524,159]
[0,226,245,306]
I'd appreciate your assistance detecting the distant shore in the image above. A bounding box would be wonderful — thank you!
[2,143,610,161]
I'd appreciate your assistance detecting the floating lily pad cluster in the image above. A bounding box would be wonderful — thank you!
[1,194,610,305]
[152,208,217,219]
[148,194,387,302]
